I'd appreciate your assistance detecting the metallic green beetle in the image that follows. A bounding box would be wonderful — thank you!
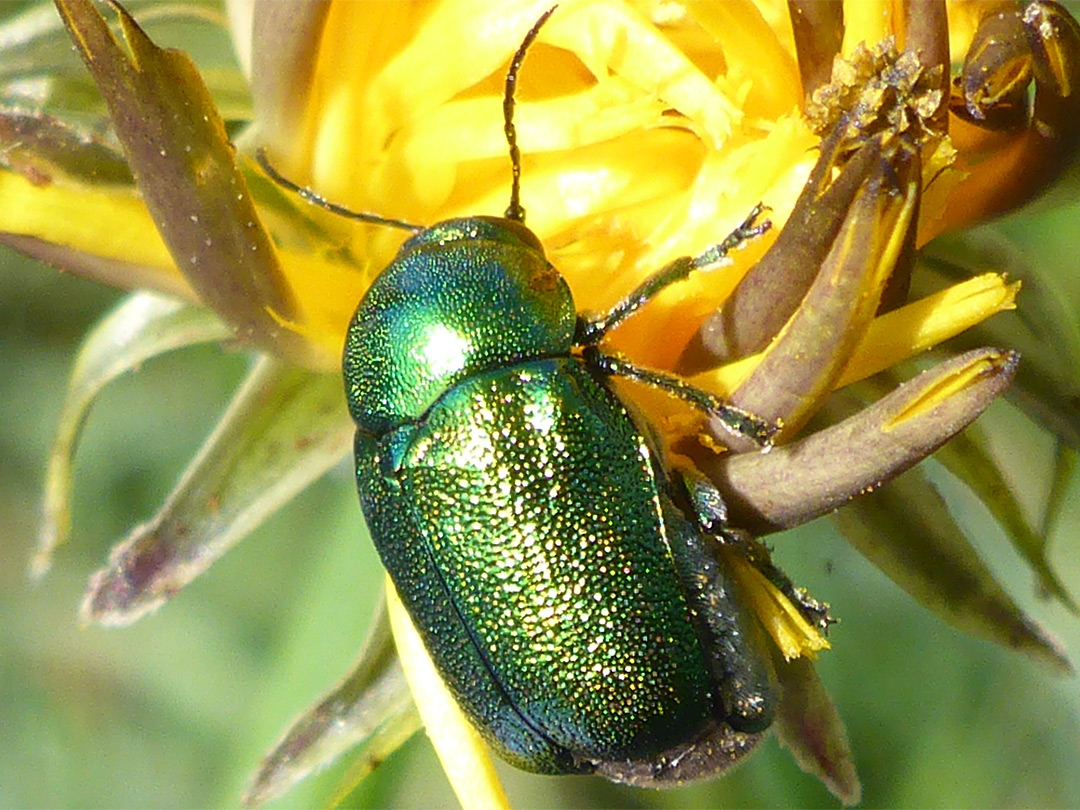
[262,9,824,786]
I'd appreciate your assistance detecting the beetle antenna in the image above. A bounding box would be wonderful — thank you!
[255,148,424,234]
[503,6,557,223]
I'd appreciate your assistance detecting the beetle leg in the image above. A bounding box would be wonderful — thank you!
[593,721,761,787]
[582,345,778,448]
[663,507,779,734]
[675,465,833,636]
[575,205,770,345]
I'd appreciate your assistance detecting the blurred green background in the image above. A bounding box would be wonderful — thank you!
[4,1,1080,807]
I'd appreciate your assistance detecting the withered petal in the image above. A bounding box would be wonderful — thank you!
[955,6,1032,128]
[787,0,843,105]
[55,0,318,367]
[945,0,1080,224]
[679,130,885,371]
[0,231,194,300]
[0,107,134,185]
[899,0,949,128]
[249,0,330,163]
[773,654,861,807]
[80,357,352,626]
[720,144,920,446]
[701,348,1019,534]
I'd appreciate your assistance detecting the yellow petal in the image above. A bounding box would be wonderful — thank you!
[719,546,830,660]
[386,576,510,810]
[837,272,1020,387]
[841,0,894,55]
[691,272,1019,396]
[688,2,802,119]
[0,170,184,295]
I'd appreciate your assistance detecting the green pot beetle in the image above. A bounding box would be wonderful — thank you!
[259,8,826,787]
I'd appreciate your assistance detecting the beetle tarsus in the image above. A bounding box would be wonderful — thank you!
[577,205,771,344]
[690,204,772,270]
[583,346,778,448]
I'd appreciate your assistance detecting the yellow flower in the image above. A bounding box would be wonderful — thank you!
[2,0,1079,808]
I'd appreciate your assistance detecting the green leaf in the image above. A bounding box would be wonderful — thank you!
[0,3,85,81]
[1,0,248,120]
[32,290,231,578]
[934,425,1079,613]
[80,356,353,626]
[244,596,420,808]
[833,465,1073,672]
[1043,439,1077,540]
